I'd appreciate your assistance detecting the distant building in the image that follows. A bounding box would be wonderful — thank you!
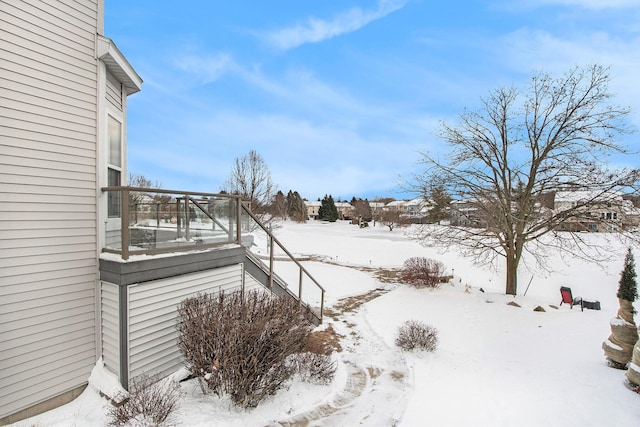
[306,200,321,220]
[450,198,484,227]
[335,201,355,220]
[552,190,635,232]
[384,200,407,212]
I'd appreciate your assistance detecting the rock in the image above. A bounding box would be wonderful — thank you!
[533,305,546,312]
[507,301,521,308]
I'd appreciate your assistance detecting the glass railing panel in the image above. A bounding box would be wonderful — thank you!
[182,197,232,245]
[102,188,242,256]
[103,189,123,251]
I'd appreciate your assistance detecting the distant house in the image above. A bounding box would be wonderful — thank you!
[552,190,634,232]
[403,198,433,220]
[306,200,321,220]
[335,201,355,220]
[305,200,355,220]
[621,199,640,229]
[0,3,323,424]
[369,201,385,217]
[384,200,407,212]
[449,198,485,227]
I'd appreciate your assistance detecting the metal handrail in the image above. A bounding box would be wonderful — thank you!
[240,205,326,319]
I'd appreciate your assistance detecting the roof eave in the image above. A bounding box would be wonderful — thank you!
[97,35,143,95]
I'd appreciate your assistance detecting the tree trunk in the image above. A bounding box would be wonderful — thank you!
[505,254,518,295]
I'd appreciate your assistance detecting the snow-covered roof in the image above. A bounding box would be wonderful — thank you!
[555,190,623,203]
[406,198,425,206]
[335,202,353,208]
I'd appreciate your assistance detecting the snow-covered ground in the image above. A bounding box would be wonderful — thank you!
[12,221,640,426]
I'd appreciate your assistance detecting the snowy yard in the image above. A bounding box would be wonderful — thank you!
[13,221,640,426]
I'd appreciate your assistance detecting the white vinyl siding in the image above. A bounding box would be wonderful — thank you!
[244,271,267,294]
[101,282,121,379]
[0,0,99,419]
[106,70,123,110]
[126,264,244,381]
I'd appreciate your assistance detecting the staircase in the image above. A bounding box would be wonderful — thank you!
[243,252,322,325]
[240,207,325,325]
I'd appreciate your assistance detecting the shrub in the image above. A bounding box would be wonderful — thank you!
[400,257,446,289]
[288,352,337,384]
[177,290,317,408]
[107,373,180,427]
[617,248,638,303]
[395,320,439,352]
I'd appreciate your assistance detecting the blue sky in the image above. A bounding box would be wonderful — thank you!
[106,0,640,201]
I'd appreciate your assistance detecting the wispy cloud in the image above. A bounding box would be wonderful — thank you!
[265,0,408,50]
[173,53,236,84]
[517,0,639,10]
[240,66,390,122]
[494,28,640,129]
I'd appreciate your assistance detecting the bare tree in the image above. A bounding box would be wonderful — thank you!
[413,65,638,295]
[127,173,172,224]
[380,209,409,231]
[222,150,275,216]
[128,173,162,203]
[350,197,373,222]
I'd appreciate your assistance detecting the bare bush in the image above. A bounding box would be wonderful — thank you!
[400,257,446,288]
[289,352,337,384]
[395,320,439,352]
[177,290,316,408]
[107,373,180,427]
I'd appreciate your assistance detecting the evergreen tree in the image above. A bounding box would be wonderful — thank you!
[286,190,296,217]
[617,248,638,303]
[287,190,307,223]
[603,247,638,369]
[320,195,339,222]
[426,185,452,223]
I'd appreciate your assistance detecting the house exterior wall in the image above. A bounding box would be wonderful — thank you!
[99,260,264,389]
[100,282,121,381]
[0,0,101,421]
[127,264,245,382]
[306,201,320,219]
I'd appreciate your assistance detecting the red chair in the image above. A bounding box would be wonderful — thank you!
[560,286,583,311]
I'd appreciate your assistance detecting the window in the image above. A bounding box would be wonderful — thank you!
[107,115,122,218]
[108,168,121,217]
[108,114,122,167]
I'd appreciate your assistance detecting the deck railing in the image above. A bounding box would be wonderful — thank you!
[101,186,324,319]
